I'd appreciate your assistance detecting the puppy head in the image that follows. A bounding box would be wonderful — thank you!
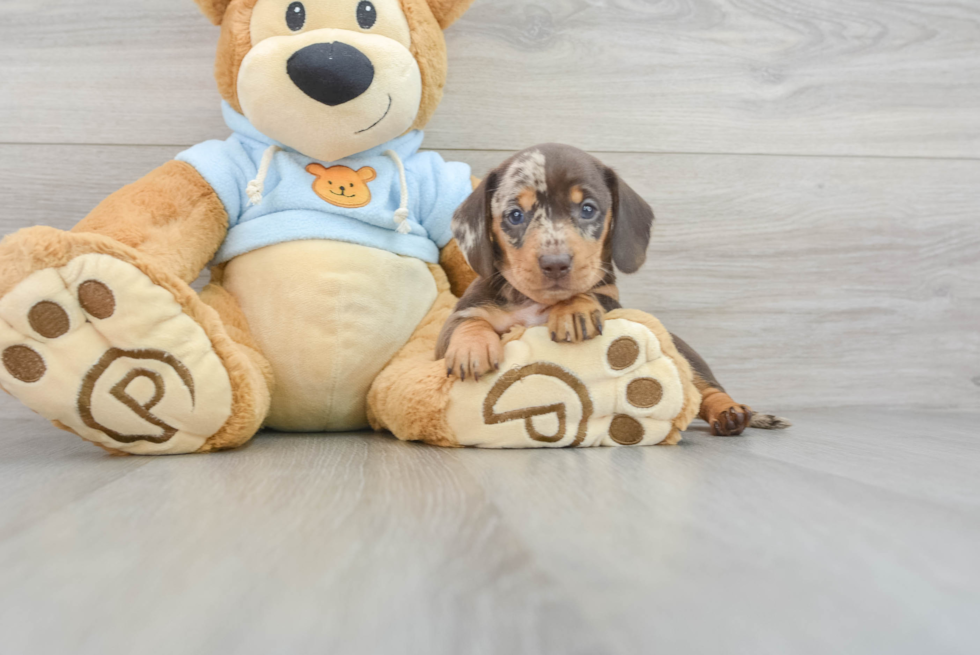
[453,144,655,305]
[194,0,474,162]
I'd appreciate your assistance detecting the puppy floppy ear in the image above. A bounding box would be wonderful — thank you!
[606,168,655,274]
[451,171,498,279]
[426,0,477,29]
[194,0,233,25]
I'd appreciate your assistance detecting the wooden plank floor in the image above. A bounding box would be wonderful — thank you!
[0,409,977,654]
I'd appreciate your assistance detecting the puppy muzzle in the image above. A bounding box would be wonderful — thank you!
[539,253,573,280]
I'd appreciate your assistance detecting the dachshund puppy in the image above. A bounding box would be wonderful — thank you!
[438,144,779,436]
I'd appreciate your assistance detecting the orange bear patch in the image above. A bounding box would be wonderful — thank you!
[306,164,377,209]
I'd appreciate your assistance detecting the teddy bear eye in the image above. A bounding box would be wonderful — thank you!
[357,1,377,29]
[286,2,306,31]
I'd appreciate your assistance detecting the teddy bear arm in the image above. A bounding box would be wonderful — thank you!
[71,160,229,284]
[434,175,482,298]
[439,239,479,298]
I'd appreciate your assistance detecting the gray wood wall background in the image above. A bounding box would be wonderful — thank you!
[1,0,978,420]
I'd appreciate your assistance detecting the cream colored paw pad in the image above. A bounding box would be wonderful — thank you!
[0,255,232,455]
[446,319,687,448]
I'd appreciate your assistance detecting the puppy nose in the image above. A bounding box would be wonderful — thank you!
[287,42,375,107]
[539,254,573,280]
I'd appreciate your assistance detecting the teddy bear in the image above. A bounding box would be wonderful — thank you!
[0,0,702,454]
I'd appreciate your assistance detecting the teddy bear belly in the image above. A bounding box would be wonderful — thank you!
[222,240,438,432]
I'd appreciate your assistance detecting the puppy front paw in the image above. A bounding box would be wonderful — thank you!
[445,321,503,382]
[548,295,604,343]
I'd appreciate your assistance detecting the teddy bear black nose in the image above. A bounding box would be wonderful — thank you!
[287,42,375,107]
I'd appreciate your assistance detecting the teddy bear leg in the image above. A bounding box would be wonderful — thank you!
[196,274,274,452]
[440,309,701,448]
[0,227,271,455]
[366,265,461,447]
[368,270,701,449]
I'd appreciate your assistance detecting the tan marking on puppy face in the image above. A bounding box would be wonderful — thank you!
[570,186,584,204]
[518,188,536,213]
[492,217,541,300]
[490,149,547,219]
[561,210,610,289]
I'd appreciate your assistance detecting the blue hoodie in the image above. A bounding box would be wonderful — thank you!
[176,102,473,264]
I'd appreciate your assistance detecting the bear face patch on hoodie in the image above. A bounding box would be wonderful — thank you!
[177,102,473,265]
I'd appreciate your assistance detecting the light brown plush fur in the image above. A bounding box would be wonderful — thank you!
[438,239,478,298]
[72,161,229,284]
[436,175,482,296]
[0,227,272,453]
[195,0,234,25]
[425,0,473,29]
[206,0,469,130]
[366,264,460,447]
[213,0,258,113]
[398,0,455,131]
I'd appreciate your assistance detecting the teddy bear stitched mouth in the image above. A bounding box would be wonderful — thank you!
[356,94,393,134]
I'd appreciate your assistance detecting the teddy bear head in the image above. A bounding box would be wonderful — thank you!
[195,0,474,162]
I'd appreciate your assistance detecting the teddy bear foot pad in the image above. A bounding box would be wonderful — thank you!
[446,319,689,448]
[0,254,233,454]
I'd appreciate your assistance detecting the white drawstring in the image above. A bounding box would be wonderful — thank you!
[385,149,412,234]
[246,144,282,206]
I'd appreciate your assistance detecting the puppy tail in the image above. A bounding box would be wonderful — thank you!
[749,413,793,430]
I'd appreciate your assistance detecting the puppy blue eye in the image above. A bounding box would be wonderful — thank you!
[506,209,526,225]
[286,2,305,31]
[357,1,377,29]
[581,202,598,219]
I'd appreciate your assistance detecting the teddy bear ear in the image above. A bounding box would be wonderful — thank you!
[425,0,477,29]
[194,0,233,25]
